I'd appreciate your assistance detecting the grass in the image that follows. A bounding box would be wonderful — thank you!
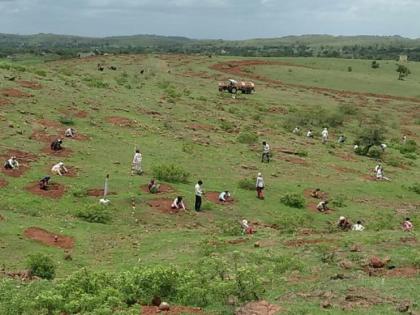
[0,53,419,314]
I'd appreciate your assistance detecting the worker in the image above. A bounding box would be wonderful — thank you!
[50,139,63,151]
[256,173,265,199]
[195,180,204,211]
[293,127,301,135]
[51,162,68,176]
[316,200,329,212]
[39,176,50,190]
[402,218,413,232]
[4,156,19,169]
[218,191,231,202]
[241,219,254,235]
[375,165,390,181]
[380,143,387,151]
[64,128,76,138]
[147,179,159,194]
[171,196,186,210]
[352,221,365,231]
[321,127,329,144]
[338,135,346,144]
[262,141,270,163]
[337,216,352,231]
[131,149,143,175]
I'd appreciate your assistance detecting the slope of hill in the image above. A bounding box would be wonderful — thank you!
[0,54,419,314]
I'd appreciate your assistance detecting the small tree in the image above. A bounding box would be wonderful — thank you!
[397,64,410,80]
[26,254,56,280]
[371,61,380,69]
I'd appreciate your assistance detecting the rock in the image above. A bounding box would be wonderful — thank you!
[369,256,386,269]
[339,260,353,270]
[159,302,170,311]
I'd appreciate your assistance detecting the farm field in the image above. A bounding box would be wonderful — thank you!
[0,54,419,314]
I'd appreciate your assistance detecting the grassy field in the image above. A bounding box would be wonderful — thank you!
[0,54,419,314]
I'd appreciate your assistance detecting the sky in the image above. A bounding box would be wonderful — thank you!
[0,0,420,40]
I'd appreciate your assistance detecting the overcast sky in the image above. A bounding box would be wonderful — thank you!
[1,0,419,39]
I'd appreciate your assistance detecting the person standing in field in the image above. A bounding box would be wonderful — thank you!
[195,180,204,211]
[261,141,270,163]
[321,128,329,144]
[256,172,265,199]
[131,149,143,175]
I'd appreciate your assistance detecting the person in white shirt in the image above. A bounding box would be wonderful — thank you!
[316,200,329,212]
[321,128,329,144]
[171,196,186,210]
[241,219,254,234]
[219,191,231,202]
[293,127,301,135]
[380,143,387,151]
[131,149,143,175]
[64,128,76,138]
[256,173,265,199]
[51,162,68,176]
[352,221,365,231]
[375,164,390,181]
[4,156,19,170]
[307,129,314,138]
[261,141,270,163]
[195,180,203,211]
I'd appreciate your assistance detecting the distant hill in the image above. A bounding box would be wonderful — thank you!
[2,33,420,60]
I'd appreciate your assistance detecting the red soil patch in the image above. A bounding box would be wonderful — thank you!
[48,166,79,177]
[17,80,42,90]
[236,300,282,315]
[307,202,335,214]
[284,238,335,247]
[278,155,308,165]
[36,119,62,129]
[26,182,66,199]
[24,227,74,249]
[0,149,38,177]
[211,60,420,104]
[106,116,137,127]
[29,131,57,143]
[226,238,248,245]
[86,189,117,197]
[141,305,203,315]
[0,88,33,98]
[147,199,184,214]
[187,124,215,131]
[41,146,73,158]
[0,97,12,106]
[303,188,328,200]
[140,184,174,194]
[206,192,235,205]
[0,179,7,188]
[61,109,89,118]
[367,267,419,278]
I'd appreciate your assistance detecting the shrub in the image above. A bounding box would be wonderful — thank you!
[219,120,235,133]
[367,145,383,159]
[296,150,308,157]
[408,183,420,194]
[0,63,11,70]
[338,103,357,115]
[356,125,386,148]
[403,152,417,160]
[347,66,352,72]
[399,140,417,154]
[26,254,56,280]
[371,61,380,69]
[58,116,75,125]
[152,164,189,183]
[76,205,112,224]
[33,69,47,77]
[331,195,347,208]
[280,193,305,209]
[71,185,88,198]
[219,220,242,236]
[274,212,311,234]
[238,178,255,191]
[237,132,258,144]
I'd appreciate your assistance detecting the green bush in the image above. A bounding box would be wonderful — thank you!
[26,254,56,280]
[399,140,417,154]
[338,103,357,115]
[280,193,305,209]
[237,132,258,144]
[238,178,255,191]
[0,63,11,70]
[71,185,88,198]
[219,220,243,236]
[59,116,75,125]
[219,120,235,132]
[76,205,112,224]
[274,212,312,234]
[331,195,347,208]
[367,145,383,159]
[356,125,386,148]
[408,183,420,194]
[152,164,189,183]
[33,69,47,77]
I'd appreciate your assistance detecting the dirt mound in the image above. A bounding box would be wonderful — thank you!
[61,108,89,118]
[29,131,57,143]
[140,184,174,194]
[0,149,38,177]
[0,97,12,106]
[36,119,62,129]
[307,202,334,214]
[0,88,33,98]
[106,116,137,127]
[141,305,203,315]
[206,192,235,205]
[235,300,281,315]
[26,182,66,199]
[147,199,184,214]
[41,146,73,157]
[303,188,328,199]
[187,124,215,131]
[17,80,42,90]
[86,189,117,197]
[284,238,335,247]
[24,227,74,249]
[367,266,419,278]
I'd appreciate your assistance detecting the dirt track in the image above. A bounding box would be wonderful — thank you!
[210,60,420,104]
[24,227,74,249]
